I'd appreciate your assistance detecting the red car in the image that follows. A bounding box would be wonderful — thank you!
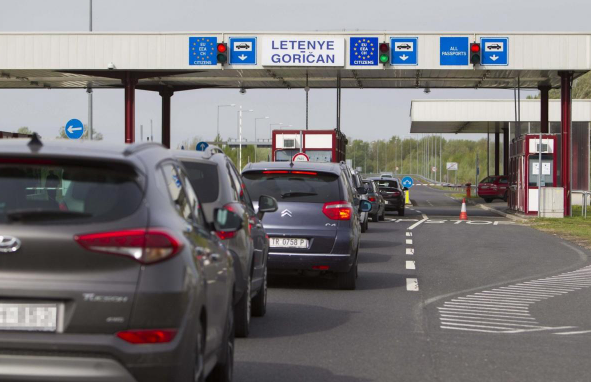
[478,175,509,203]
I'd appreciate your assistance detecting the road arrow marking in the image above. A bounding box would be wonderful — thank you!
[400,54,409,61]
[67,125,82,134]
[490,55,499,61]
[238,54,248,61]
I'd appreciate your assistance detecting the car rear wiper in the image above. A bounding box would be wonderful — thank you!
[7,209,92,222]
[280,191,318,198]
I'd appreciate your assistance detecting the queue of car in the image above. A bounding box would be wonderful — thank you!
[0,136,403,382]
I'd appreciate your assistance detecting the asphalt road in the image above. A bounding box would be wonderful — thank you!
[235,185,591,382]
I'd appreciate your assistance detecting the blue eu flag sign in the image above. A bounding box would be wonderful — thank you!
[189,37,217,66]
[350,37,378,66]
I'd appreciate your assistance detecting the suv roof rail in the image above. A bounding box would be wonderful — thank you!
[123,142,164,156]
[205,145,224,156]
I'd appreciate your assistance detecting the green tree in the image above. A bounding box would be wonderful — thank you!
[57,125,103,140]
[16,127,32,135]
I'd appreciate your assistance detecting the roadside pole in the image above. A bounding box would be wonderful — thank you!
[538,130,542,217]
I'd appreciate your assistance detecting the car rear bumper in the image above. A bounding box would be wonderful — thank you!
[0,354,136,382]
[268,252,353,273]
[384,200,403,210]
[478,189,503,197]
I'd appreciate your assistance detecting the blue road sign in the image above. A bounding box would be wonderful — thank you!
[65,118,84,139]
[440,37,469,66]
[196,141,209,151]
[350,37,378,66]
[230,37,257,65]
[391,37,418,65]
[401,176,414,189]
[481,37,508,66]
[189,37,217,66]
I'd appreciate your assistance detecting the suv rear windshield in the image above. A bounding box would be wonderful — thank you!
[181,160,220,203]
[376,180,399,190]
[243,171,341,203]
[0,161,143,224]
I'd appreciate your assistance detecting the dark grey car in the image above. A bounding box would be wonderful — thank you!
[242,162,372,290]
[363,179,386,222]
[0,138,240,382]
[174,148,277,338]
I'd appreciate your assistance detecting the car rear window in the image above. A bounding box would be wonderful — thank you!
[376,180,399,189]
[243,171,341,203]
[0,160,143,224]
[181,160,220,203]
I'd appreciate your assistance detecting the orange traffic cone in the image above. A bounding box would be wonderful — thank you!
[459,198,468,220]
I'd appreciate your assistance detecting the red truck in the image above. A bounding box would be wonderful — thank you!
[271,129,347,163]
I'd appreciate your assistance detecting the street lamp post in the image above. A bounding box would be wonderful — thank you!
[217,104,235,138]
[269,123,283,137]
[238,107,254,170]
[88,0,93,140]
[254,116,269,162]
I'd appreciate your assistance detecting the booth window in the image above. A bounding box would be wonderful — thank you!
[528,154,554,187]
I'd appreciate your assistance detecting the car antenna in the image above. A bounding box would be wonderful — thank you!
[27,132,43,152]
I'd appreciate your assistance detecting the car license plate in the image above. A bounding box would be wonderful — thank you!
[270,238,309,249]
[0,303,58,332]
[385,201,389,204]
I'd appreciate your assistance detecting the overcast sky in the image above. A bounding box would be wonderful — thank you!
[0,0,588,146]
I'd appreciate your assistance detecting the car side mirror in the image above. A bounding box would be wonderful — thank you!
[213,208,243,233]
[257,195,278,219]
[359,200,372,213]
[356,186,368,195]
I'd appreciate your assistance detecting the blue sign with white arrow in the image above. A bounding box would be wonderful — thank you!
[230,37,257,65]
[189,37,217,66]
[196,141,209,151]
[65,118,84,139]
[391,37,418,65]
[481,37,508,66]
[440,37,469,66]
[401,176,414,189]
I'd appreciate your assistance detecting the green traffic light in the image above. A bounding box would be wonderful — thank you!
[379,54,389,64]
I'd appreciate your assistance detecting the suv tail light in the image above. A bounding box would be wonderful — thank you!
[322,201,352,220]
[393,191,401,197]
[215,203,243,240]
[117,329,177,344]
[368,197,376,202]
[75,229,182,264]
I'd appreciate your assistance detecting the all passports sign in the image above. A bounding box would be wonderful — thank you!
[262,37,345,66]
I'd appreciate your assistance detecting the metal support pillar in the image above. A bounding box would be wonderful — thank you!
[160,90,173,149]
[503,127,509,176]
[540,85,550,134]
[494,131,500,176]
[336,72,341,132]
[560,71,573,216]
[124,73,137,144]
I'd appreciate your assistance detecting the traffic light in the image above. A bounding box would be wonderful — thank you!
[470,43,481,65]
[379,43,390,65]
[216,43,228,65]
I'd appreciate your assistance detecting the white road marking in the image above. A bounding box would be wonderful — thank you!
[427,201,433,206]
[440,318,546,328]
[555,330,591,335]
[416,210,422,213]
[406,239,413,245]
[443,303,528,312]
[437,307,533,316]
[440,314,537,324]
[408,219,427,230]
[406,248,414,255]
[406,232,412,237]
[437,308,536,319]
[406,278,419,291]
[406,260,416,270]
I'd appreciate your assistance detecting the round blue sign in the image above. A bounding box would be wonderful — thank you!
[196,141,209,151]
[401,176,414,189]
[65,119,84,139]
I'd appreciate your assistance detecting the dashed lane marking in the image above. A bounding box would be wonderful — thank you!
[437,264,591,334]
[406,239,413,245]
[407,278,419,291]
[406,248,414,255]
[406,260,416,270]
[406,232,412,237]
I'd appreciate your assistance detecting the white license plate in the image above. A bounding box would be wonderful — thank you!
[270,238,309,249]
[0,303,58,332]
[385,201,389,204]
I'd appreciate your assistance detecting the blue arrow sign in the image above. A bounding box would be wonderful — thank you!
[481,37,508,66]
[230,37,257,65]
[440,37,469,66]
[189,36,217,66]
[65,118,84,139]
[391,37,418,65]
[401,176,414,189]
[196,141,209,152]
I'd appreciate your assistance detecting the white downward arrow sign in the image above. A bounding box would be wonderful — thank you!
[400,54,409,61]
[67,125,82,134]
[238,54,248,61]
[490,55,499,61]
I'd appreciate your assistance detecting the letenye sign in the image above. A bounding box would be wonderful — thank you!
[262,36,345,66]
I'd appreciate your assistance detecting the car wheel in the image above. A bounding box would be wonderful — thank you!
[361,219,367,233]
[251,266,267,317]
[364,218,369,232]
[234,274,251,338]
[379,208,385,221]
[193,324,205,382]
[398,208,405,216]
[208,303,234,382]
[484,198,493,203]
[337,256,357,290]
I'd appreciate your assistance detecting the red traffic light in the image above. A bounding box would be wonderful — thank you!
[379,43,389,53]
[470,43,481,53]
[217,43,227,53]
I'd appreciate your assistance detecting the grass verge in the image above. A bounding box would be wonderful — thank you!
[530,208,591,249]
